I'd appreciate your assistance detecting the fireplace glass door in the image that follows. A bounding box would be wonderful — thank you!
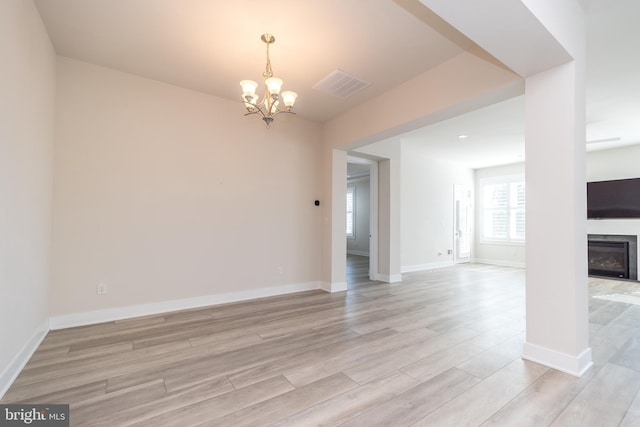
[588,240,629,279]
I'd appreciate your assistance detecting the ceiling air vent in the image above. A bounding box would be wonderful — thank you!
[313,69,370,99]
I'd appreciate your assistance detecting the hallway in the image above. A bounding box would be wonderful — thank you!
[346,254,371,288]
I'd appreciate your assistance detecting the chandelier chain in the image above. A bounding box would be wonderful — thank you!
[263,41,273,79]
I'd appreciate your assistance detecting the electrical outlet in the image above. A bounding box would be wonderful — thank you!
[97,282,107,295]
[277,266,283,275]
[447,249,452,255]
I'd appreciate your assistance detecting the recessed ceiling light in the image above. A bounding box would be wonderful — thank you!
[458,134,468,139]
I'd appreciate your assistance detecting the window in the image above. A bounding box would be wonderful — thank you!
[481,176,525,243]
[346,186,355,238]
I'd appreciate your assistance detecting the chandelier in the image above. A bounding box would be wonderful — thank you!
[240,34,298,128]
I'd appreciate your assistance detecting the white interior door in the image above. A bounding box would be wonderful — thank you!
[454,184,472,263]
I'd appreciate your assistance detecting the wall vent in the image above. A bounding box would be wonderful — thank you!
[313,69,370,99]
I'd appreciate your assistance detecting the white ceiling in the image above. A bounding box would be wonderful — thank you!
[401,0,640,168]
[35,0,640,169]
[34,0,473,123]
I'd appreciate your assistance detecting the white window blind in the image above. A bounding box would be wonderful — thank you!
[481,177,525,243]
[346,186,355,238]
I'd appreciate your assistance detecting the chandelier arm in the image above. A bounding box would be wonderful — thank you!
[271,109,296,117]
[242,98,267,117]
[260,86,273,117]
[244,105,267,118]
[259,90,268,105]
[243,102,296,120]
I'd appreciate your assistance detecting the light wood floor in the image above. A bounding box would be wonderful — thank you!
[346,254,371,286]
[3,257,640,426]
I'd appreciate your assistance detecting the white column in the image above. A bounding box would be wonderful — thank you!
[520,0,591,376]
[420,0,590,375]
[327,149,347,292]
[523,58,591,375]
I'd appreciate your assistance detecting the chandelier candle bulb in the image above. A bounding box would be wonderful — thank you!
[282,91,298,110]
[240,80,258,99]
[240,33,297,127]
[265,77,283,95]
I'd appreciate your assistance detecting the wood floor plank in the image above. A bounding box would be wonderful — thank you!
[127,375,295,427]
[551,362,640,426]
[481,365,600,426]
[227,328,396,390]
[71,379,169,426]
[186,331,265,354]
[609,328,640,372]
[68,341,134,357]
[90,375,235,426]
[343,326,481,385]
[24,345,71,367]
[283,327,441,387]
[14,338,192,389]
[161,326,358,392]
[411,359,549,426]
[197,373,358,427]
[589,300,633,326]
[2,258,640,425]
[456,334,524,379]
[464,313,525,334]
[270,370,419,427]
[340,368,481,427]
[620,386,640,427]
[400,326,521,383]
[0,380,107,406]
[106,370,166,394]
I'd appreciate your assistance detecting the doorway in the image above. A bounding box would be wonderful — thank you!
[346,157,378,284]
[454,184,472,263]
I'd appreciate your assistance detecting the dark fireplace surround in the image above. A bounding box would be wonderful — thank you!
[588,234,638,280]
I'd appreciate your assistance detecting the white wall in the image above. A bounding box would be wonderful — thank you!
[587,145,640,181]
[586,144,640,248]
[321,51,522,286]
[473,144,640,267]
[346,177,370,256]
[51,57,323,324]
[0,0,55,396]
[355,139,402,282]
[356,138,474,274]
[473,162,526,267]
[401,144,474,272]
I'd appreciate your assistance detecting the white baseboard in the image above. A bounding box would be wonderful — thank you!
[522,342,593,377]
[320,281,348,293]
[49,281,320,330]
[0,319,49,400]
[347,250,370,257]
[376,273,402,283]
[401,261,454,273]
[472,258,526,269]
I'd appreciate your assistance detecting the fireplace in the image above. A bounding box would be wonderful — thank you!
[588,234,638,280]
